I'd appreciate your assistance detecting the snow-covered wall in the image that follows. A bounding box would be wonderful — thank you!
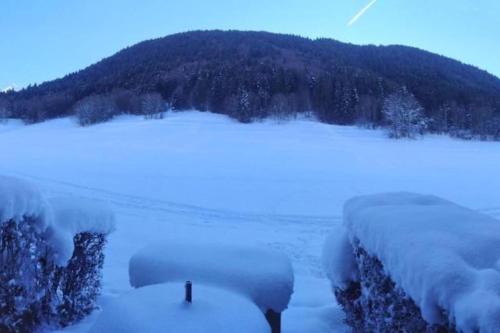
[324,192,500,333]
[129,240,294,313]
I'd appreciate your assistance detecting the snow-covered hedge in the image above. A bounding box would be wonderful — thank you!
[129,241,294,314]
[0,176,115,332]
[323,193,500,333]
[91,282,271,333]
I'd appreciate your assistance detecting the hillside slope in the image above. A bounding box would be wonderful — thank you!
[1,30,499,134]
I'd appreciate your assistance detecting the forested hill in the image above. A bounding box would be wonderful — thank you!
[1,30,500,137]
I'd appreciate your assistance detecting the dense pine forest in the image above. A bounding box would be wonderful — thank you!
[1,30,499,139]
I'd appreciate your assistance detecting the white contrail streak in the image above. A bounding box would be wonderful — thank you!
[347,0,378,26]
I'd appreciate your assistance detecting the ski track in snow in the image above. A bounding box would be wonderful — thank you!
[0,168,344,328]
[1,169,338,226]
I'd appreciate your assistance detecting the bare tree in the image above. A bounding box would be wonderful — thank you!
[74,95,117,126]
[486,115,500,141]
[268,93,292,122]
[0,100,9,123]
[141,93,165,119]
[355,94,380,128]
[471,105,495,140]
[383,88,428,139]
[112,89,142,114]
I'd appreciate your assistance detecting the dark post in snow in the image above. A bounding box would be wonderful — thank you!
[185,281,192,303]
[265,309,281,333]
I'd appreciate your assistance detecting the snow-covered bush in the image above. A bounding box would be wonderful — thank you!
[333,241,455,332]
[383,87,428,139]
[0,176,53,332]
[0,218,55,332]
[0,176,115,331]
[53,232,106,326]
[324,193,500,333]
[48,196,115,326]
[74,94,118,126]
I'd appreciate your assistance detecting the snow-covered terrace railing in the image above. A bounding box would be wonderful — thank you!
[0,176,115,332]
[323,193,500,333]
[129,241,294,333]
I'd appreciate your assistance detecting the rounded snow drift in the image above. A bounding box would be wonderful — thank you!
[90,283,271,333]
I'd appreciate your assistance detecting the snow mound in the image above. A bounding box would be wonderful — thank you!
[129,240,294,312]
[46,196,116,265]
[322,230,358,289]
[326,192,500,333]
[90,282,270,333]
[0,175,50,226]
[49,196,115,235]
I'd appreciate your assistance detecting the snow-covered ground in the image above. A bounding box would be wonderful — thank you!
[1,111,500,332]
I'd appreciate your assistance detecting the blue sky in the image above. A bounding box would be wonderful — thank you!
[1,0,499,90]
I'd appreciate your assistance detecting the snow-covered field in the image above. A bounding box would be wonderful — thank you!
[1,111,500,332]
